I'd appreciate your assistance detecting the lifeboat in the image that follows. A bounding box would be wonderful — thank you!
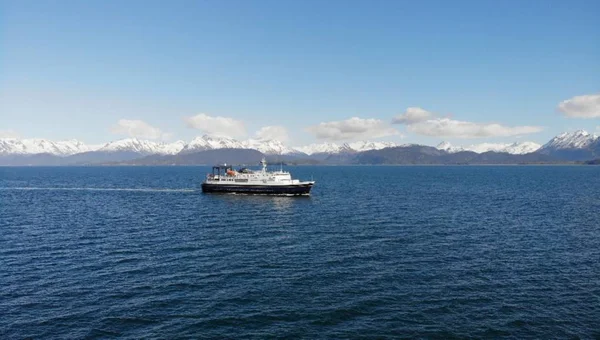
[226,169,237,176]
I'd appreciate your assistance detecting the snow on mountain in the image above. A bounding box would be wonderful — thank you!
[436,141,541,154]
[99,138,161,154]
[436,141,464,153]
[243,139,299,155]
[98,138,186,155]
[502,142,542,154]
[180,135,245,154]
[468,143,516,153]
[0,136,396,158]
[0,138,93,156]
[157,140,186,155]
[541,130,598,150]
[10,131,597,159]
[180,136,303,155]
[294,143,342,155]
[344,141,397,153]
[294,141,397,155]
[54,139,98,155]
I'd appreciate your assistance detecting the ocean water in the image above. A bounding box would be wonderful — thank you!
[1,165,599,339]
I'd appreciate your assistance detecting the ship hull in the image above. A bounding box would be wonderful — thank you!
[201,182,313,196]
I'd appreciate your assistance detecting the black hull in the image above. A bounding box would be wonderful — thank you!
[201,183,313,196]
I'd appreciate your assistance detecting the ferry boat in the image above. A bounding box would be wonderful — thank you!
[201,158,315,195]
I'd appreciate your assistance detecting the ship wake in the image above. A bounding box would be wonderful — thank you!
[0,187,196,193]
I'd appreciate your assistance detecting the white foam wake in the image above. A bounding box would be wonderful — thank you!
[0,187,196,192]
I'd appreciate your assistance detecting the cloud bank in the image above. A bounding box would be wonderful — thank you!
[254,126,289,143]
[558,93,600,118]
[392,107,434,124]
[392,107,543,138]
[306,117,400,141]
[184,113,246,138]
[111,119,169,140]
[407,118,543,138]
[0,130,20,139]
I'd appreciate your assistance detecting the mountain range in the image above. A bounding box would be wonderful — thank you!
[0,130,598,165]
[436,141,542,155]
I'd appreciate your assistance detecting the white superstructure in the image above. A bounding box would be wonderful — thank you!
[205,158,304,185]
[201,158,315,195]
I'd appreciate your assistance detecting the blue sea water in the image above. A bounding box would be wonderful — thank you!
[1,165,599,339]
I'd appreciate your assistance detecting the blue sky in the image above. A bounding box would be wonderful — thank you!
[1,0,599,146]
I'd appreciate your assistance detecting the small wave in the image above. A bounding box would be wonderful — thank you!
[0,187,196,193]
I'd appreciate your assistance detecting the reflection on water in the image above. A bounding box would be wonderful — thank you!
[205,193,312,211]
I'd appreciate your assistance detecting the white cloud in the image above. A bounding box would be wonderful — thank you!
[408,118,543,138]
[558,93,600,118]
[392,107,543,138]
[111,119,169,140]
[183,113,246,138]
[0,130,20,139]
[392,107,434,124]
[255,126,289,143]
[306,117,400,141]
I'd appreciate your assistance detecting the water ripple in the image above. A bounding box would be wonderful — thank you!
[1,165,599,338]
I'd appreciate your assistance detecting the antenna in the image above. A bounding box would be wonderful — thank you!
[261,157,267,173]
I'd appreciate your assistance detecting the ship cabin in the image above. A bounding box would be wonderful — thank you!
[208,164,231,180]
[207,164,254,182]
[205,158,296,184]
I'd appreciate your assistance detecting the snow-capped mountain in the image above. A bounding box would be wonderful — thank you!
[178,135,304,155]
[436,141,541,155]
[540,130,598,150]
[0,138,95,156]
[436,141,464,153]
[294,141,397,155]
[243,139,300,155]
[99,138,160,154]
[537,130,599,161]
[2,130,597,164]
[158,140,186,155]
[98,138,186,155]
[55,139,101,155]
[502,142,542,155]
[180,135,246,154]
[344,141,397,153]
[294,143,342,155]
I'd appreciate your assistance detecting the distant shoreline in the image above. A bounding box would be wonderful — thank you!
[1,162,595,167]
